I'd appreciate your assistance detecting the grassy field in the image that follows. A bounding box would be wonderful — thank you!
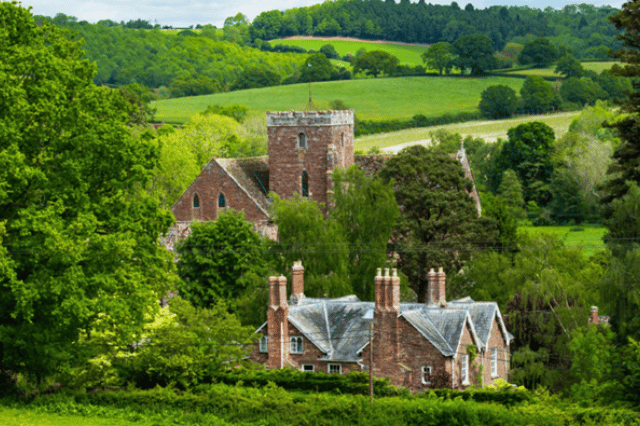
[355,110,579,152]
[153,75,525,123]
[0,407,141,426]
[520,225,607,256]
[499,62,616,78]
[269,37,428,65]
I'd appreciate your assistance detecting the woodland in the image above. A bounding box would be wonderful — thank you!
[2,1,640,425]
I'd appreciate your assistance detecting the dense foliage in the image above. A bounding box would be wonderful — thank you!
[0,2,176,380]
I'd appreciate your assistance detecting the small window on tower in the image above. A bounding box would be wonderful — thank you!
[193,194,200,208]
[302,171,309,197]
[218,193,226,208]
[298,133,306,149]
[341,132,345,147]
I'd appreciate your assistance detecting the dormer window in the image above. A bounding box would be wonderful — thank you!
[218,193,226,208]
[193,193,200,208]
[298,133,306,149]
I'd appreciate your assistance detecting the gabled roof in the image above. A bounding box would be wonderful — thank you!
[216,156,270,214]
[269,295,508,363]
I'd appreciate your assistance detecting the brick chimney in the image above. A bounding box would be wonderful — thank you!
[266,275,289,369]
[374,268,400,312]
[427,267,447,307]
[291,261,305,304]
[590,306,599,325]
[373,267,401,377]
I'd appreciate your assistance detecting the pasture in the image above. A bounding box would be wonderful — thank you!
[520,225,607,257]
[152,75,525,123]
[499,62,615,78]
[269,37,428,66]
[356,111,579,152]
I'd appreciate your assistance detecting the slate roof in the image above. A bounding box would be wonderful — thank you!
[272,295,509,363]
[216,156,270,214]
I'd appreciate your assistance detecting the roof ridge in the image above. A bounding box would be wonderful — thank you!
[216,158,270,216]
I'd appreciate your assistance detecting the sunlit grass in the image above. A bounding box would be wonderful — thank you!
[520,225,607,257]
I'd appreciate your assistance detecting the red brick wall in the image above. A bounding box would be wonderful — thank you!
[482,317,510,385]
[171,160,268,223]
[267,111,354,208]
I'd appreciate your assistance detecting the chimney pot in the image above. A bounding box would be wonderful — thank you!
[384,268,390,277]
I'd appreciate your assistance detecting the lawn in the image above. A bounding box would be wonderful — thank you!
[355,110,579,152]
[0,407,142,426]
[520,225,607,257]
[152,75,525,123]
[269,37,429,65]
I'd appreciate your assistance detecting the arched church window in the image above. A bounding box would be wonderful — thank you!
[193,193,200,208]
[218,193,226,208]
[341,132,345,147]
[302,171,309,198]
[298,133,306,149]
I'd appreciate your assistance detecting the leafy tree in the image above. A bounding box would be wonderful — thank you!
[169,75,220,98]
[202,104,250,123]
[490,122,555,206]
[231,66,280,90]
[478,84,518,119]
[128,297,257,388]
[300,53,334,82]
[176,210,271,309]
[319,43,340,59]
[520,75,558,112]
[554,54,584,78]
[549,170,587,224]
[117,83,156,125]
[421,42,455,75]
[518,37,558,67]
[378,146,497,302]
[452,33,497,75]
[0,2,176,380]
[497,169,526,219]
[331,165,399,301]
[560,77,606,106]
[353,50,399,78]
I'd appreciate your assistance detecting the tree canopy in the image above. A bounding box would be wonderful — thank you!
[0,2,176,379]
[478,84,518,119]
[518,37,558,67]
[353,50,399,77]
[452,34,497,75]
[378,145,497,302]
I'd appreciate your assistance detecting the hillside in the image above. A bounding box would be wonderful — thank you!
[152,75,525,123]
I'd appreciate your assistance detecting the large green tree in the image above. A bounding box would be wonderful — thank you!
[0,2,176,379]
[421,41,455,75]
[478,84,518,119]
[452,33,497,75]
[518,37,558,67]
[490,122,556,206]
[378,146,497,302]
[520,76,558,112]
[353,50,399,77]
[176,209,271,308]
[331,165,399,301]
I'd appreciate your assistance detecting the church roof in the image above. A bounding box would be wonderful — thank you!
[216,156,270,214]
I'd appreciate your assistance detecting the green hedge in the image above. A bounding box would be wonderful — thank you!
[356,111,482,137]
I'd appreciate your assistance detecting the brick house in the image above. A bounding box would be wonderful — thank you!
[165,109,481,246]
[251,262,512,392]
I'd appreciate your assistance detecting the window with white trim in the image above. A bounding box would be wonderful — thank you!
[290,336,303,354]
[302,364,314,372]
[421,365,432,385]
[461,354,469,385]
[328,364,342,374]
[259,336,268,353]
[298,133,306,149]
[491,348,498,376]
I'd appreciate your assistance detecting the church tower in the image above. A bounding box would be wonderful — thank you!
[267,110,354,207]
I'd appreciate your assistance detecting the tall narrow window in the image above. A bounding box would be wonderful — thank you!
[298,133,306,149]
[301,171,309,197]
[259,336,268,353]
[341,132,345,147]
[421,366,432,385]
[491,348,498,376]
[461,354,469,385]
[218,193,226,208]
[193,193,200,208]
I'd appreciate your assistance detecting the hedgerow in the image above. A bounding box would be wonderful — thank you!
[356,111,482,136]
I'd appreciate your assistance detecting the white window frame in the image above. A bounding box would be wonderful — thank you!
[461,354,469,385]
[491,348,498,377]
[421,365,432,385]
[290,336,303,354]
[259,335,268,353]
[302,364,315,372]
[328,364,342,374]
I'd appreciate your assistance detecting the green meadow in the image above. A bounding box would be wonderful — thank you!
[520,225,607,257]
[269,37,429,65]
[499,62,615,78]
[356,111,579,152]
[152,76,525,123]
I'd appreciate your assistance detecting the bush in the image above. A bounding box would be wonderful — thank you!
[479,85,518,119]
